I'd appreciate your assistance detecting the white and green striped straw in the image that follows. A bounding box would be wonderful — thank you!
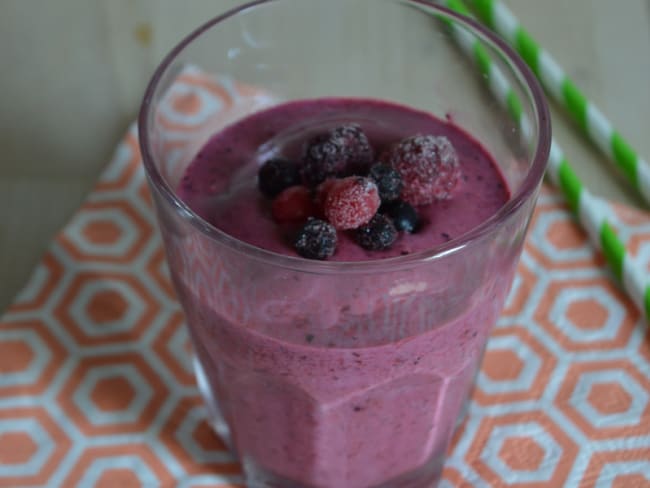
[465,0,650,206]
[439,0,650,319]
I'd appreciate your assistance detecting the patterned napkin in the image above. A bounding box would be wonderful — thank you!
[2,70,650,487]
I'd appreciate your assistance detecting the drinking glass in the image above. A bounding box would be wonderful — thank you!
[139,1,550,486]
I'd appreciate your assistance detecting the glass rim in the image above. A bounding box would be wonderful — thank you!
[138,0,551,274]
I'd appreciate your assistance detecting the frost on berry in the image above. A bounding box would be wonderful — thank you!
[301,125,374,186]
[382,135,461,205]
[323,176,381,230]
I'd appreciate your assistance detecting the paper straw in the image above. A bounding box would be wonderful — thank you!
[465,0,650,206]
[439,0,650,319]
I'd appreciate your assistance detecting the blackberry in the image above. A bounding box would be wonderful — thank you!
[258,158,301,198]
[294,218,337,260]
[382,200,420,233]
[355,214,397,251]
[301,125,374,186]
[368,163,403,202]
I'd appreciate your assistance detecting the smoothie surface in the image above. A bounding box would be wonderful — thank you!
[177,98,509,261]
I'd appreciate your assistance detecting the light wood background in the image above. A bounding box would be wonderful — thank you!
[1,0,649,311]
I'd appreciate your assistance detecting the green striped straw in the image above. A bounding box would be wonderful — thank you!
[465,0,650,206]
[439,0,650,319]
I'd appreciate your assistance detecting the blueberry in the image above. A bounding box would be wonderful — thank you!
[258,158,301,198]
[382,200,420,233]
[355,214,397,251]
[368,163,403,202]
[294,218,337,260]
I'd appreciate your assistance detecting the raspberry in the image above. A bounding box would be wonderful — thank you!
[381,200,420,233]
[258,157,301,198]
[368,163,403,202]
[381,135,461,205]
[294,218,337,260]
[355,214,397,251]
[301,125,374,186]
[324,176,380,230]
[271,186,315,222]
[314,178,338,207]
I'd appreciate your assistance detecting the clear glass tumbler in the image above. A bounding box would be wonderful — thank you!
[139,1,550,486]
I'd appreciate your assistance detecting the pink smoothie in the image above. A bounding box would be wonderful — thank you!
[178,98,507,261]
[172,98,511,487]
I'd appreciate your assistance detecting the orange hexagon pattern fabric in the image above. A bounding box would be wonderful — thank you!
[1,68,650,487]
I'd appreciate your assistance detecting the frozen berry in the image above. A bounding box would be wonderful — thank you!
[381,135,461,205]
[355,214,397,251]
[314,178,338,210]
[294,218,337,260]
[382,200,420,233]
[301,125,374,186]
[258,158,301,198]
[272,186,315,222]
[324,176,380,230]
[368,163,403,202]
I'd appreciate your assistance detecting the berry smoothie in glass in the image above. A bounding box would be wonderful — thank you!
[139,1,550,487]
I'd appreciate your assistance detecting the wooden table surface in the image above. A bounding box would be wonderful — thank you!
[1,0,649,312]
